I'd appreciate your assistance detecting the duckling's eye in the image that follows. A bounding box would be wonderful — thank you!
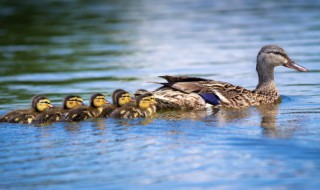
[40,101,51,104]
[122,95,130,98]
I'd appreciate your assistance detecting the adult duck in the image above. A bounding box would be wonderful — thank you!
[153,45,308,109]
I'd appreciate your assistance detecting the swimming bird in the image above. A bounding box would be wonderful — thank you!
[110,92,157,119]
[153,45,308,109]
[98,89,133,118]
[34,95,84,124]
[0,95,53,124]
[64,93,108,122]
[133,89,157,113]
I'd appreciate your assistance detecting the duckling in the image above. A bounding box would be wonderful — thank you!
[110,92,157,119]
[64,93,107,122]
[0,95,43,122]
[133,89,157,113]
[0,95,53,124]
[98,89,133,118]
[34,95,84,124]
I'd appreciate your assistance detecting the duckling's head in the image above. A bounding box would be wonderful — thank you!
[112,89,126,105]
[136,93,157,109]
[90,93,108,108]
[134,89,149,99]
[257,45,308,72]
[113,90,132,107]
[32,96,53,112]
[63,95,84,109]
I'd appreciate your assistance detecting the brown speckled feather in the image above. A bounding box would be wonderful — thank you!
[154,75,279,109]
[153,87,207,110]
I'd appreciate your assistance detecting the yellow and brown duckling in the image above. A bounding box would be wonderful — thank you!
[98,89,133,118]
[133,89,157,113]
[64,93,108,122]
[33,95,84,124]
[110,92,157,119]
[0,95,53,124]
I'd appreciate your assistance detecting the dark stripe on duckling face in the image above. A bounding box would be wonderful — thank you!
[136,93,156,109]
[91,93,108,108]
[36,98,52,112]
[63,95,84,109]
[118,93,132,107]
[32,95,47,110]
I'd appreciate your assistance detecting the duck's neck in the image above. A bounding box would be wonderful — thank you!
[255,64,278,96]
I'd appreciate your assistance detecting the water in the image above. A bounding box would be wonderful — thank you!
[0,0,320,189]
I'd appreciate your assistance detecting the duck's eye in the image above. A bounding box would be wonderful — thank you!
[272,52,285,57]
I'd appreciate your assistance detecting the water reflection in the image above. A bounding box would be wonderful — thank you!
[1,0,320,189]
[257,103,279,137]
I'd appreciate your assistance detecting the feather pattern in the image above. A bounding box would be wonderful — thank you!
[153,75,279,109]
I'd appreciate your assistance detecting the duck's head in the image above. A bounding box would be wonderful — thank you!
[32,95,53,112]
[136,93,157,109]
[90,93,109,108]
[113,90,132,107]
[257,45,308,72]
[63,95,84,109]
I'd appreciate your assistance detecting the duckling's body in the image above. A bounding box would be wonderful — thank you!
[153,45,308,109]
[0,109,31,123]
[34,95,84,124]
[0,95,53,124]
[64,93,107,122]
[110,93,157,119]
[98,89,132,118]
[0,95,43,123]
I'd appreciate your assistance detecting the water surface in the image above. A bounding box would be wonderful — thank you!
[0,0,320,189]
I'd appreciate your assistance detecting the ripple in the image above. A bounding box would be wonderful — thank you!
[1,0,320,189]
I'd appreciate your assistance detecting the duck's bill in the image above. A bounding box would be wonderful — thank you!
[284,61,308,72]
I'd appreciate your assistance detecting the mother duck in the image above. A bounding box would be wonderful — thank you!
[153,45,308,109]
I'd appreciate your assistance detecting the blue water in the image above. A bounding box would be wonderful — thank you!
[1,0,320,189]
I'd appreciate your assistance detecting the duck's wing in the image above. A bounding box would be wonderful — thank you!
[159,75,210,82]
[153,87,207,109]
[163,80,260,108]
